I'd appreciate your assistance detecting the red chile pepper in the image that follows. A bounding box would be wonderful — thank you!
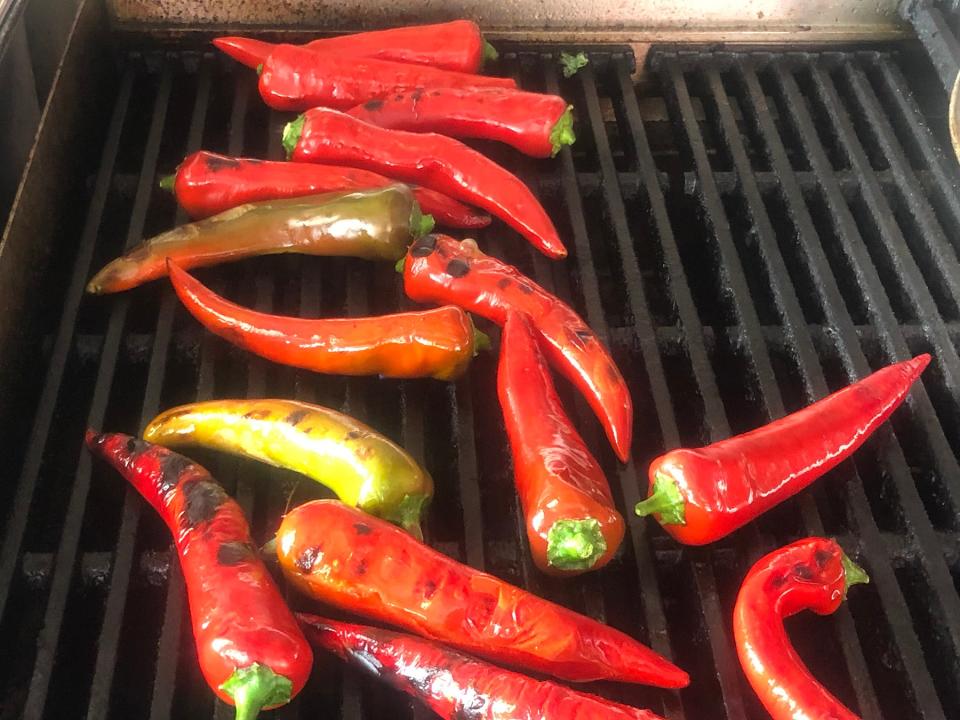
[636,354,930,545]
[734,537,870,720]
[214,20,498,73]
[277,500,688,687]
[161,151,491,229]
[85,431,312,720]
[498,311,624,574]
[252,43,515,113]
[283,108,567,259]
[347,87,575,158]
[168,260,483,380]
[402,235,631,461]
[299,615,668,720]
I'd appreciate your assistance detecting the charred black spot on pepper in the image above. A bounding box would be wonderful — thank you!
[411,88,423,101]
[423,578,438,599]
[363,99,384,111]
[217,541,254,566]
[410,234,438,257]
[454,694,488,720]
[88,432,106,447]
[771,572,789,588]
[126,437,139,453]
[243,408,271,420]
[814,548,833,568]
[182,479,228,528]
[158,451,196,493]
[285,408,310,426]
[517,282,534,294]
[354,522,373,536]
[496,278,511,289]
[295,545,321,573]
[204,154,242,171]
[394,94,404,101]
[354,558,368,576]
[346,430,364,440]
[793,562,815,581]
[445,259,470,278]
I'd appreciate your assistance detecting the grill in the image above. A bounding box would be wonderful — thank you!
[2,3,960,719]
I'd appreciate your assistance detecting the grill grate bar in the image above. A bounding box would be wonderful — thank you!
[901,2,960,91]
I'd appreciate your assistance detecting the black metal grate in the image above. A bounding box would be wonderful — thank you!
[1,42,959,720]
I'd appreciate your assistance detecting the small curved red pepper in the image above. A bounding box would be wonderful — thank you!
[734,537,869,720]
[85,431,312,720]
[402,235,631,461]
[347,87,575,158]
[283,108,567,259]
[161,151,490,229]
[635,354,930,545]
[299,615,668,720]
[498,311,624,574]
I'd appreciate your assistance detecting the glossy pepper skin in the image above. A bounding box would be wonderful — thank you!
[214,21,497,73]
[161,151,490,229]
[85,431,312,720]
[347,87,575,158]
[276,500,687,687]
[283,108,566,259]
[299,616,667,720]
[167,261,478,381]
[635,354,930,545]
[734,538,869,720]
[402,235,631,461]
[87,185,429,294]
[498,312,624,574]
[254,44,515,113]
[143,399,432,538]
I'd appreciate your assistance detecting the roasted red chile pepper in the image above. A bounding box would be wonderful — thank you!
[635,354,930,545]
[299,616,668,720]
[251,43,515,113]
[85,431,312,720]
[347,87,575,158]
[276,500,687,687]
[162,151,491,229]
[498,312,624,574]
[168,260,481,381]
[734,537,869,720]
[214,20,497,73]
[402,235,631,461]
[283,108,566,259]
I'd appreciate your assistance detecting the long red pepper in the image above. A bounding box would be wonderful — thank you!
[161,151,490,228]
[498,311,624,574]
[347,87,575,158]
[402,235,631,461]
[214,20,497,73]
[283,108,567,259]
[734,537,869,720]
[299,615,668,720]
[254,44,515,113]
[85,431,312,720]
[276,500,688,687]
[636,354,930,545]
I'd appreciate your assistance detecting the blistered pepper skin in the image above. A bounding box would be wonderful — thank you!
[85,431,312,719]
[276,500,688,688]
[734,538,869,720]
[143,399,433,538]
[299,616,667,720]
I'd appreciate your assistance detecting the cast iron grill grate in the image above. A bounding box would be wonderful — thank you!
[0,45,958,720]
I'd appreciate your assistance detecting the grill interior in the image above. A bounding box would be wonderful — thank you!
[1,28,960,720]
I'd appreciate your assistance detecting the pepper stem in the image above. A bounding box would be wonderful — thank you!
[549,105,576,157]
[395,257,406,273]
[482,40,499,65]
[409,200,434,238]
[386,494,428,541]
[282,115,305,160]
[220,663,292,720]
[547,518,607,571]
[840,552,869,598]
[158,173,176,191]
[256,63,263,76]
[559,51,589,78]
[473,325,491,354]
[634,472,686,525]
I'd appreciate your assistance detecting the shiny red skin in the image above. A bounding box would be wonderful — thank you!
[299,615,667,720]
[277,500,688,687]
[84,431,312,708]
[214,21,488,73]
[734,538,860,720]
[498,312,624,574]
[402,235,631,461]
[645,354,930,545]
[346,87,569,158]
[257,44,514,112]
[289,108,566,259]
[169,151,490,228]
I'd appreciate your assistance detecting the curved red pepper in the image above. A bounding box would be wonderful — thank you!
[734,537,869,720]
[162,151,490,229]
[402,235,631,461]
[283,108,567,259]
[299,615,667,720]
[255,44,515,113]
[635,354,930,545]
[85,431,312,720]
[347,87,575,158]
[277,500,688,687]
[498,311,624,574]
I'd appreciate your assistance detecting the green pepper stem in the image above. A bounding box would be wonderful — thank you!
[559,51,589,78]
[259,537,278,560]
[395,257,406,273]
[634,472,686,525]
[549,105,576,157]
[220,663,292,720]
[840,552,869,598]
[256,63,264,76]
[546,518,607,571]
[473,326,491,354]
[482,40,499,65]
[281,115,305,159]
[388,494,428,541]
[158,173,176,191]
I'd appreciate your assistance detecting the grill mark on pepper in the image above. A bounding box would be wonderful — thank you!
[453,693,488,720]
[410,234,438,257]
[363,99,384,111]
[354,558,368,576]
[295,545,321,573]
[793,562,815,581]
[203,154,242,171]
[285,408,310,426]
[410,88,423,101]
[217,541,254,566]
[243,408,271,420]
[354,522,373,536]
[496,278,511,289]
[422,578,438,599]
[445,259,470,278]
[158,452,196,493]
[181,479,228,528]
[814,548,833,568]
[346,430,364,440]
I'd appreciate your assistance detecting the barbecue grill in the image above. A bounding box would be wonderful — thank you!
[1,1,959,718]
